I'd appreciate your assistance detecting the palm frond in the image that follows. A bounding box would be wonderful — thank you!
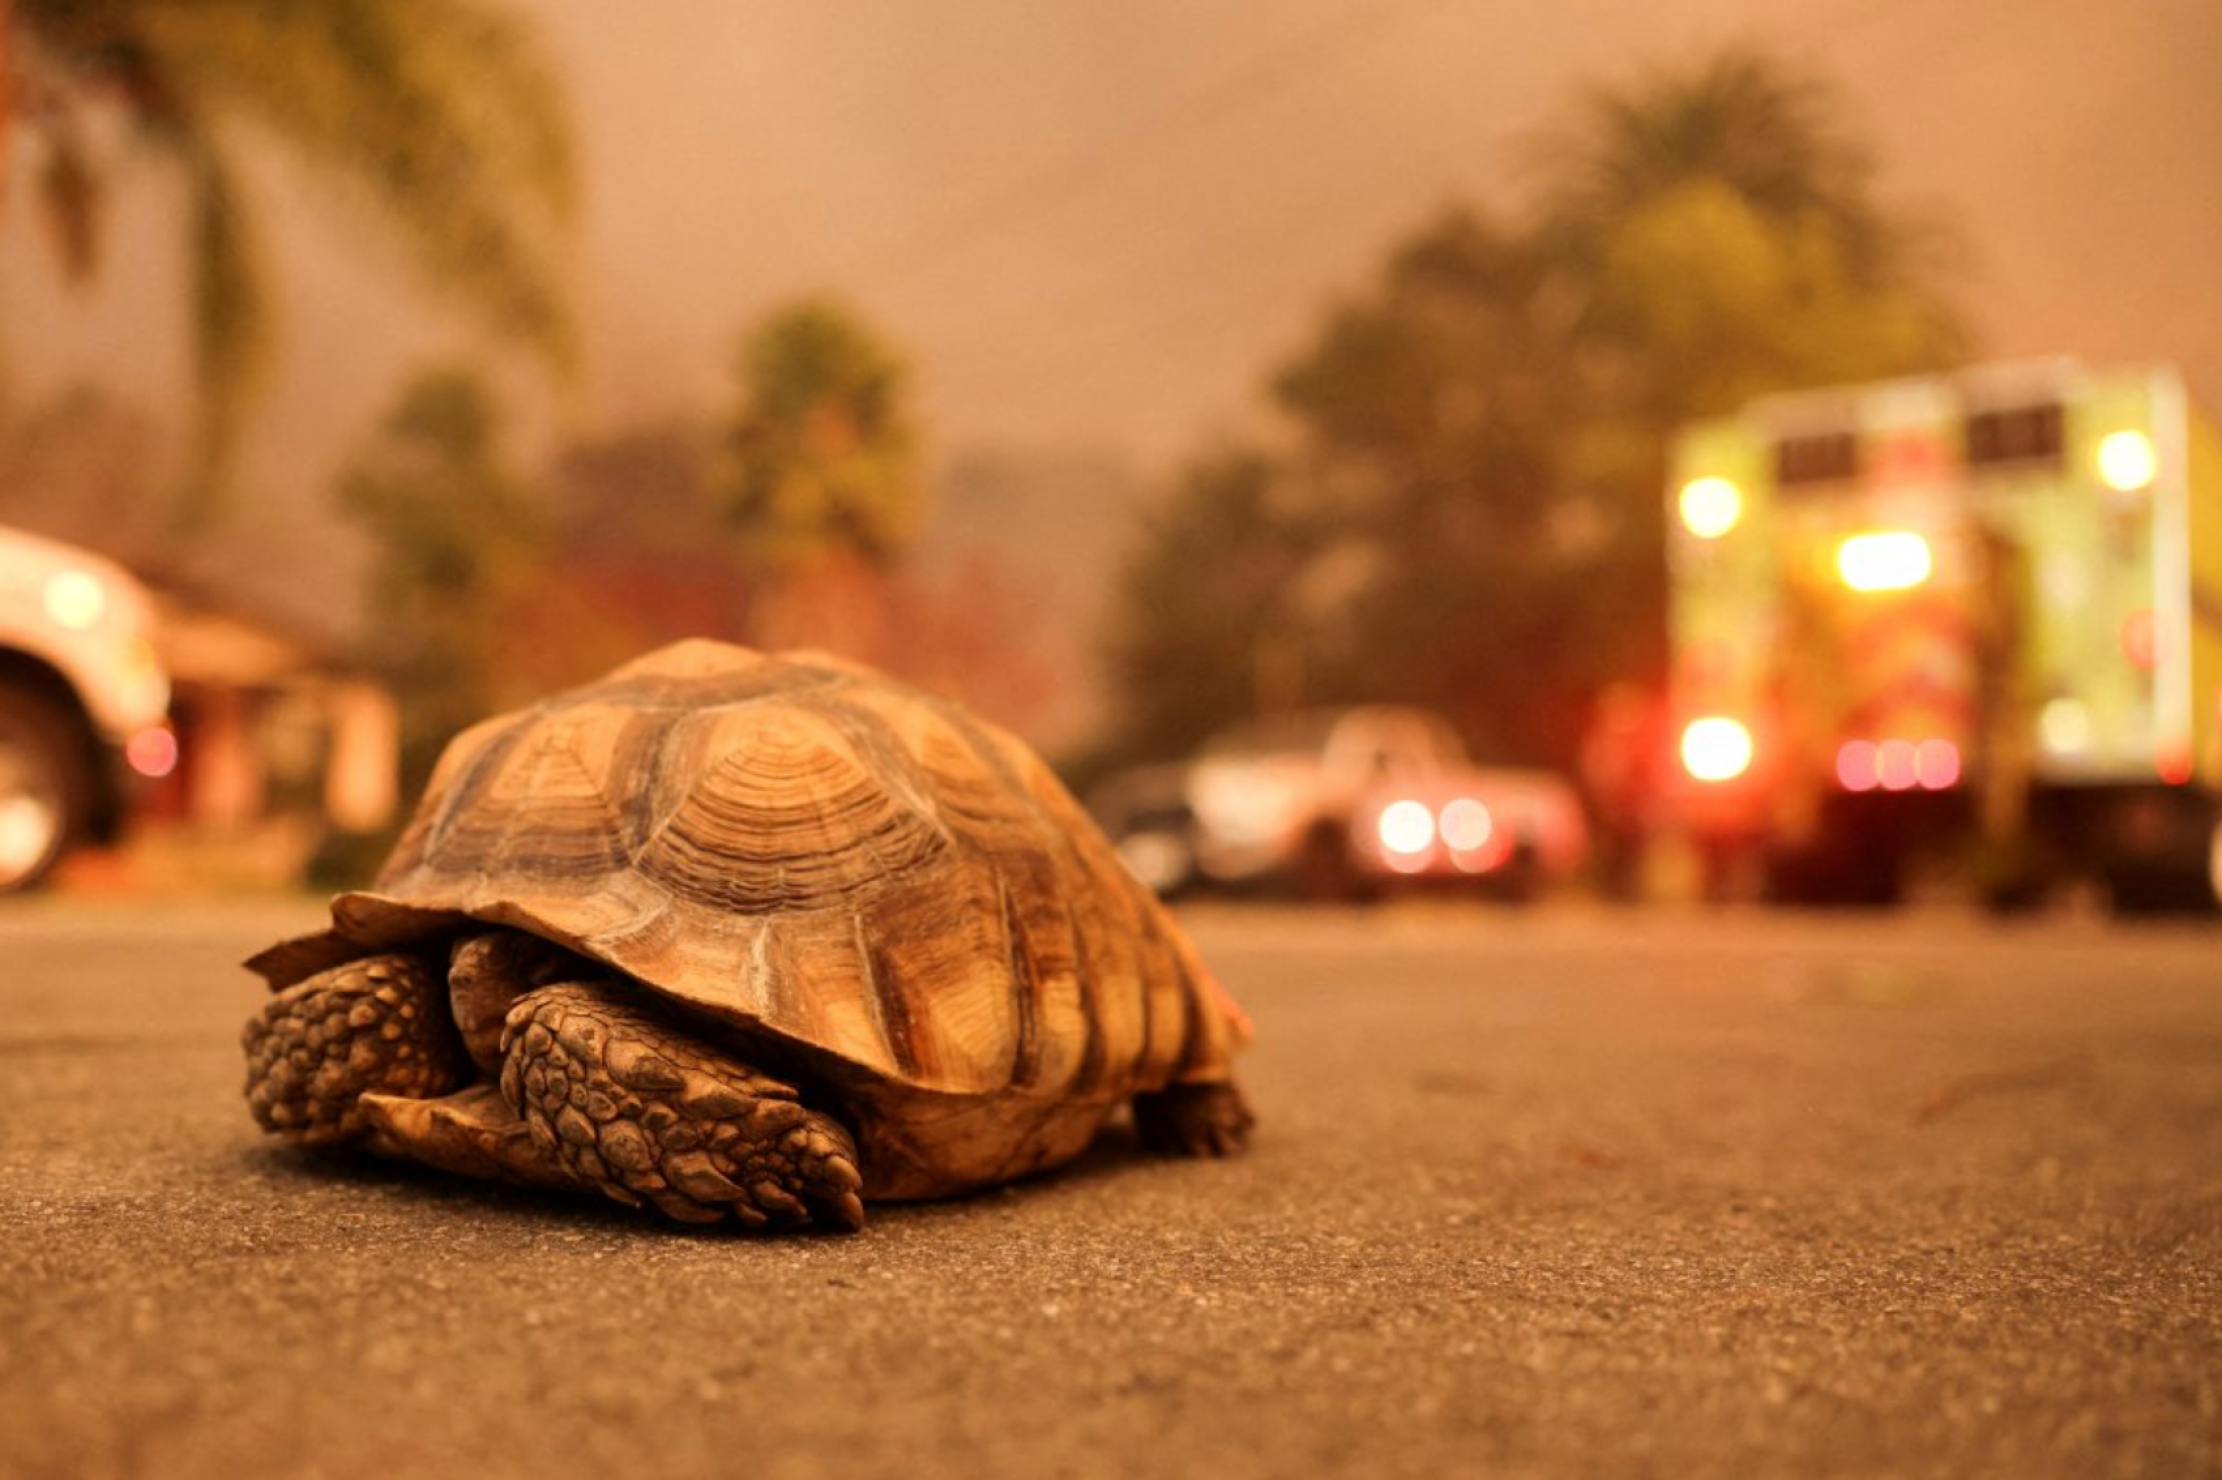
[133,0,577,370]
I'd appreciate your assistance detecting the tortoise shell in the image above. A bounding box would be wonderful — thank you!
[253,641,1246,1128]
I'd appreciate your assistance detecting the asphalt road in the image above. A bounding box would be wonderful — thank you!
[1,896,2217,1480]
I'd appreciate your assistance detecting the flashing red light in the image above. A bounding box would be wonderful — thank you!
[1876,739,1919,792]
[126,726,179,779]
[2158,749,2194,786]
[1841,737,1961,792]
[1836,740,1879,792]
[1914,739,1962,789]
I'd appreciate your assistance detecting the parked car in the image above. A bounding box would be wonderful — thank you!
[1184,706,1587,899]
[0,526,172,891]
[1085,761,1200,897]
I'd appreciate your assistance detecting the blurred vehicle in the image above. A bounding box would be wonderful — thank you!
[1086,761,1200,897]
[1184,706,1587,899]
[0,526,173,892]
[1663,358,2222,910]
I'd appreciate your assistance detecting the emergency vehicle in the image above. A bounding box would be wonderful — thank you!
[1662,359,2221,909]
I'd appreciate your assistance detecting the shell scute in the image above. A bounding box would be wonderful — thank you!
[853,853,1020,1089]
[425,702,642,882]
[634,705,948,914]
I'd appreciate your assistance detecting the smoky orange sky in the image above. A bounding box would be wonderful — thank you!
[3,0,2219,614]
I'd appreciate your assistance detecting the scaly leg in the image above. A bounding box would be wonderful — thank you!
[500,981,867,1231]
[1131,1079,1255,1158]
[243,954,464,1143]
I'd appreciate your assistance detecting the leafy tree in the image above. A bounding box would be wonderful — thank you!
[1266,212,1644,761]
[338,365,546,791]
[1105,48,1967,769]
[1103,447,1336,759]
[1,0,575,518]
[1536,45,1964,429]
[722,297,925,574]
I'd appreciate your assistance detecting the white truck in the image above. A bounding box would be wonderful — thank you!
[0,525,172,891]
[1183,705,1588,899]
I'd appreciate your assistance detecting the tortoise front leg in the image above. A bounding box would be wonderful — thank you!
[499,981,868,1232]
[243,955,465,1143]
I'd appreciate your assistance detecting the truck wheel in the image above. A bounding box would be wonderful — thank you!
[2106,866,2217,916]
[2099,788,2220,916]
[0,683,92,894]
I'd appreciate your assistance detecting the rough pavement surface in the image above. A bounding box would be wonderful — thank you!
[1,899,2217,1479]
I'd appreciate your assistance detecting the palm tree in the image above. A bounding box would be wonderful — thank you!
[1530,46,1965,423]
[723,297,925,573]
[1,0,575,518]
[1537,48,1905,284]
[720,297,928,657]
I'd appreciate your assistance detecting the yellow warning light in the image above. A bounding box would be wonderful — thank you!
[1678,477,1743,539]
[1837,532,1932,592]
[2095,430,2157,492]
[1680,716,1755,783]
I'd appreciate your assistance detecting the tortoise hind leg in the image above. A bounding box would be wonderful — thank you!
[500,981,867,1232]
[243,955,464,1143]
[1132,1079,1255,1158]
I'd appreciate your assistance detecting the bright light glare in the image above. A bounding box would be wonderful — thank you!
[1438,797,1493,852]
[2039,699,2091,755]
[1678,477,1743,539]
[1837,740,1879,792]
[1844,737,1961,790]
[2096,430,2157,492]
[2158,748,2194,786]
[1681,717,1754,783]
[1876,739,1919,792]
[1837,532,1932,592]
[43,570,107,630]
[125,727,179,779]
[1915,739,1962,789]
[1375,799,1436,856]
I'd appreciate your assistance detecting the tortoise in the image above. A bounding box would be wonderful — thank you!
[242,640,1253,1231]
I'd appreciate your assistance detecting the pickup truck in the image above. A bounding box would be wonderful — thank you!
[0,525,172,891]
[1181,705,1588,899]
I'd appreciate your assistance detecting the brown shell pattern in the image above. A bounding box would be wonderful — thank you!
[269,640,1242,1103]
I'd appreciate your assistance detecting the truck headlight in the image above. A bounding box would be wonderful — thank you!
[1374,800,1435,856]
[44,570,108,630]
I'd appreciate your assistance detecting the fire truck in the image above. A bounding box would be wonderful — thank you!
[1661,358,2222,910]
